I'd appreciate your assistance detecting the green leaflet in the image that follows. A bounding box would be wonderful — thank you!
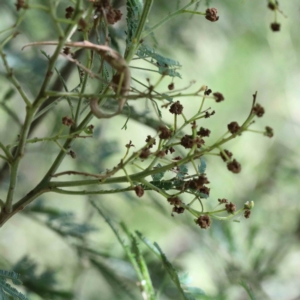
[198,157,207,174]
[126,1,182,78]
[0,270,27,300]
[136,231,205,300]
[126,0,143,47]
[150,163,165,181]
[137,44,182,78]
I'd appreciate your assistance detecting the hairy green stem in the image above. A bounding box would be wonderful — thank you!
[125,0,153,62]
[1,3,84,216]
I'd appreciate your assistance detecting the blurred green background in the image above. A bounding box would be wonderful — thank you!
[0,0,299,299]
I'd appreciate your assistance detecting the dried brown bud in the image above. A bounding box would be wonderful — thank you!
[189,175,210,191]
[156,150,166,158]
[173,156,182,161]
[225,202,236,214]
[166,147,175,154]
[205,8,219,22]
[69,150,76,159]
[227,121,241,134]
[15,0,28,11]
[106,8,122,25]
[204,88,212,96]
[268,2,276,10]
[213,92,224,102]
[134,185,144,197]
[196,215,211,229]
[78,18,88,30]
[168,83,175,90]
[63,47,71,55]
[264,126,274,138]
[167,197,182,206]
[227,159,241,174]
[244,210,251,218]
[252,104,265,117]
[169,101,183,115]
[62,116,75,126]
[197,127,211,137]
[65,6,74,19]
[139,148,151,159]
[180,134,204,149]
[180,135,194,149]
[199,186,210,196]
[270,22,281,32]
[218,198,228,204]
[65,6,74,13]
[94,0,110,10]
[158,126,172,140]
[145,135,156,148]
[173,206,185,214]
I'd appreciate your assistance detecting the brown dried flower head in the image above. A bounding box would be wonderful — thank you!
[225,202,236,214]
[218,198,228,204]
[196,215,211,229]
[134,185,144,198]
[169,101,183,115]
[78,18,88,31]
[189,175,210,190]
[213,92,224,102]
[15,0,28,11]
[172,206,185,215]
[252,104,265,117]
[69,150,76,159]
[156,150,166,158]
[180,135,204,149]
[197,127,211,137]
[139,148,151,159]
[63,47,71,55]
[62,116,75,126]
[168,83,175,90]
[106,8,122,25]
[199,186,210,196]
[158,126,172,140]
[244,210,251,219]
[167,197,182,206]
[270,22,281,32]
[264,126,274,138]
[180,135,194,149]
[145,135,156,148]
[65,6,74,19]
[204,88,212,96]
[227,159,241,174]
[227,121,241,134]
[268,2,276,10]
[205,8,219,22]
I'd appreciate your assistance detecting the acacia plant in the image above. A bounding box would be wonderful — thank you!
[0,0,278,299]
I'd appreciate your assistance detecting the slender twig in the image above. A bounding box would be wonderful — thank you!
[141,0,203,38]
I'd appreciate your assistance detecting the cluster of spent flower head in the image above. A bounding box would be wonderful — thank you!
[1,0,277,231]
[125,85,272,229]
